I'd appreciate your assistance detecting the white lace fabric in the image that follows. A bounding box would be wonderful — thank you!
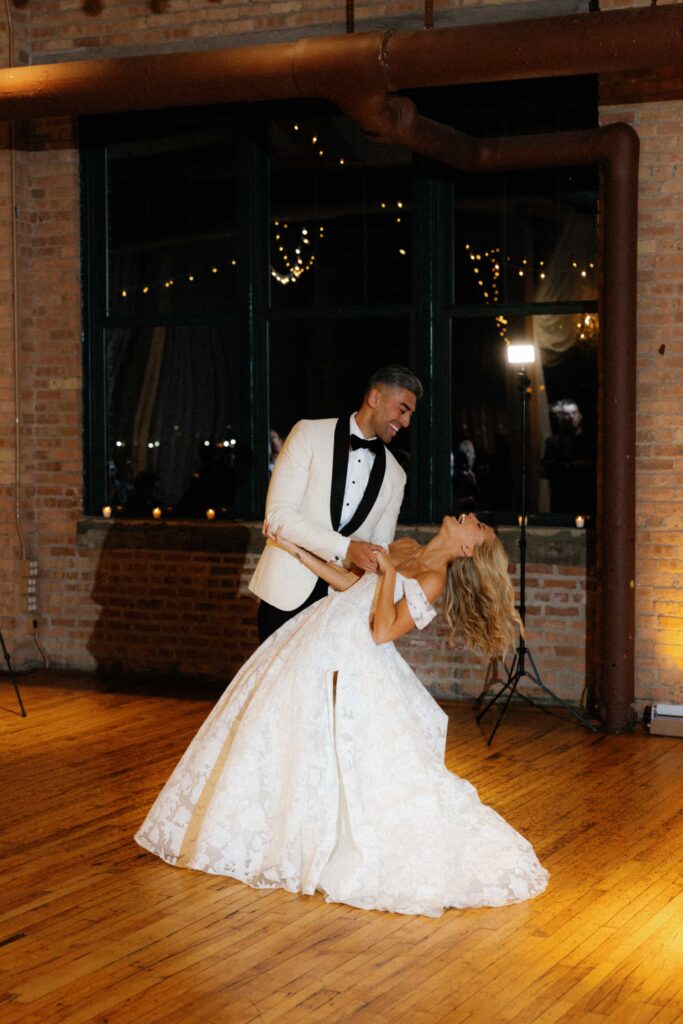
[402,575,437,630]
[136,573,548,917]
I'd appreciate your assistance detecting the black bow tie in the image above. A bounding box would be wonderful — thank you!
[350,435,384,456]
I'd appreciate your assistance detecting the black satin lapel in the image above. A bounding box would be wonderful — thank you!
[330,416,349,530]
[341,444,386,537]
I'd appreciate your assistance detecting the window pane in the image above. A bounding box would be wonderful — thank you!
[452,166,598,307]
[451,314,598,519]
[105,325,249,518]
[107,125,237,318]
[268,114,413,308]
[268,317,414,510]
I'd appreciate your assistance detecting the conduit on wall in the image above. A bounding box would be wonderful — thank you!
[1,3,676,729]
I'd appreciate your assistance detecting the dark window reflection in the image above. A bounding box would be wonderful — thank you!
[84,79,599,522]
[107,126,237,318]
[106,325,248,517]
[452,169,598,307]
[268,317,414,505]
[451,314,597,518]
[268,115,413,308]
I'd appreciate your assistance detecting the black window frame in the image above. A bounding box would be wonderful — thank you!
[80,78,599,526]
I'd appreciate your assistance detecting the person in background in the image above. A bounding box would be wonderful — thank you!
[541,399,596,514]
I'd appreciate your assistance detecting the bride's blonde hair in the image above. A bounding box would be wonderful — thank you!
[443,534,521,660]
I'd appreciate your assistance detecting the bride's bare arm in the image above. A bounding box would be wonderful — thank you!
[372,552,444,644]
[265,524,360,592]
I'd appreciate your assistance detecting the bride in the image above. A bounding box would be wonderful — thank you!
[135,513,549,917]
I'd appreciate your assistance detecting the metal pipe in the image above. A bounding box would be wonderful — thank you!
[599,124,639,732]
[385,6,683,90]
[0,5,679,119]
[2,0,28,567]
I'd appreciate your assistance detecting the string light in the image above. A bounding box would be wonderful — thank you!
[270,221,322,285]
[464,244,597,342]
[115,260,239,300]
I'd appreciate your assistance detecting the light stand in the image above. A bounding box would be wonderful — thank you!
[0,625,27,717]
[475,344,597,745]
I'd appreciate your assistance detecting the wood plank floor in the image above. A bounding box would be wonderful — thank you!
[1,670,682,1024]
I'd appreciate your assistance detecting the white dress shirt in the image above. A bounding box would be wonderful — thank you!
[334,413,378,562]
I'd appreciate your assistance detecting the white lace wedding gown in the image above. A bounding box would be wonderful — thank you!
[135,573,548,917]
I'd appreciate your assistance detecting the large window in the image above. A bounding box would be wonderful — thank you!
[81,78,598,524]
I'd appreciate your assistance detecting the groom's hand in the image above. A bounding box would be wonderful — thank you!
[347,540,387,574]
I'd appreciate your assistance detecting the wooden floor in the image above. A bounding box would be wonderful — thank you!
[1,671,682,1024]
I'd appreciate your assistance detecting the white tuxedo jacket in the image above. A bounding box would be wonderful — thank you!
[249,417,406,611]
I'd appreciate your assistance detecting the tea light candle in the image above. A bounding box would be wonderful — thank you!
[575,515,585,529]
[152,506,162,520]
[206,508,216,520]
[102,505,112,519]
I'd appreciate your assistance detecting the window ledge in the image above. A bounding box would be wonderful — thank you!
[77,517,586,565]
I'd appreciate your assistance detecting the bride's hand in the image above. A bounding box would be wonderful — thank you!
[264,521,300,557]
[376,550,395,575]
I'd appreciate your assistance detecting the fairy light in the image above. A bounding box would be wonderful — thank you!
[270,220,321,285]
[464,243,597,342]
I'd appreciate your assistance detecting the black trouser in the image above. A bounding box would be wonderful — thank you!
[257,575,329,643]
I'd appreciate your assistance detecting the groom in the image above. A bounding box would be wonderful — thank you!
[250,365,423,641]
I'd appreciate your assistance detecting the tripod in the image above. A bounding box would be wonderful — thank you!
[0,625,27,717]
[475,366,596,745]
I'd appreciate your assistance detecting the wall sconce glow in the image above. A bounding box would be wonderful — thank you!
[507,343,536,365]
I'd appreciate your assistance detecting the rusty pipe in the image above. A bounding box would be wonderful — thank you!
[384,6,683,90]
[0,5,680,120]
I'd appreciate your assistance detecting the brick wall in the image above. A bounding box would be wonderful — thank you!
[0,0,680,718]
[45,521,587,709]
[25,0,580,60]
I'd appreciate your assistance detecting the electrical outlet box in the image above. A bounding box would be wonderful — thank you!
[647,703,683,738]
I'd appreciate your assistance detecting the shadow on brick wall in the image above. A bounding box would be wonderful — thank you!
[82,520,263,686]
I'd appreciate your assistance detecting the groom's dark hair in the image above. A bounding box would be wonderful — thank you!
[365,365,424,400]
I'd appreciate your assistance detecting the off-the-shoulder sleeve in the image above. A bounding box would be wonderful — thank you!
[403,577,437,630]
